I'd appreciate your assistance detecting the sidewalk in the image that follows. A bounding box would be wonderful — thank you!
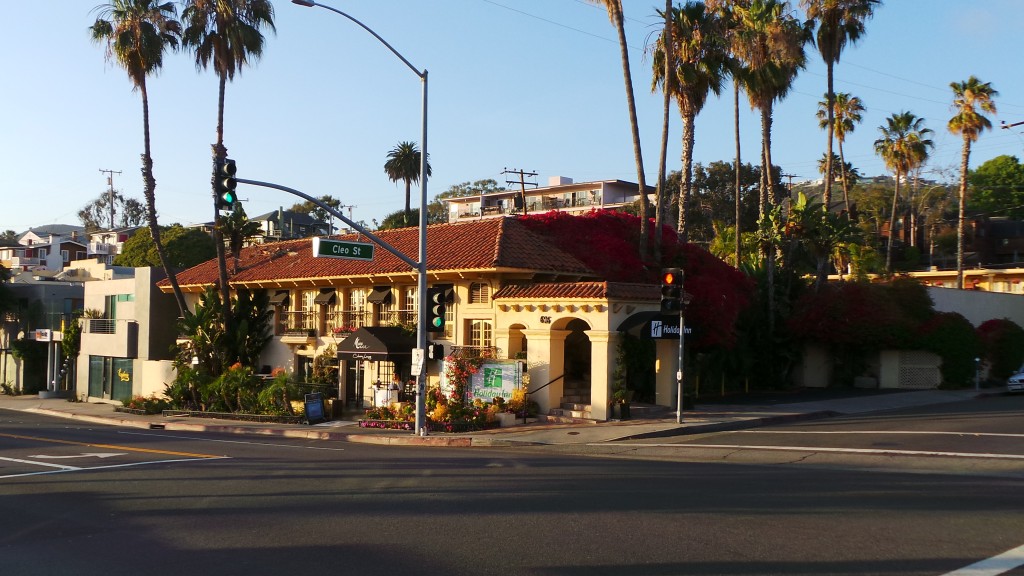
[0,389,987,448]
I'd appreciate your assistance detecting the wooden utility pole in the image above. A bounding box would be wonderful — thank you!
[503,168,537,215]
[99,169,122,229]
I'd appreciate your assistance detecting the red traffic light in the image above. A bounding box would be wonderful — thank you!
[661,268,683,286]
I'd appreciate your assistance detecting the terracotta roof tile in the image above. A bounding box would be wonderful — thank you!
[494,281,659,301]
[164,218,596,290]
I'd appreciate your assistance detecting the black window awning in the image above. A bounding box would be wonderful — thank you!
[366,286,392,304]
[269,291,289,306]
[336,326,415,362]
[314,289,336,305]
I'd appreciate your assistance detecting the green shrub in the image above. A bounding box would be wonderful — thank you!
[919,312,982,387]
[977,318,1024,380]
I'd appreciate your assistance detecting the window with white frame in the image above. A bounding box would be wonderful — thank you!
[468,320,493,348]
[350,288,368,327]
[404,287,417,324]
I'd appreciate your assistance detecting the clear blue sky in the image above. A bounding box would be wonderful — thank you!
[3,1,1023,234]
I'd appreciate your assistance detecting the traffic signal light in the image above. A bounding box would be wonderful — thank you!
[214,158,238,211]
[426,287,446,332]
[660,267,684,314]
[427,343,444,360]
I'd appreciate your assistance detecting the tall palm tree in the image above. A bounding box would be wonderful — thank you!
[384,141,432,227]
[652,0,673,262]
[801,0,880,211]
[652,2,729,243]
[949,76,998,289]
[816,92,864,215]
[589,0,650,260]
[731,0,810,217]
[706,0,752,267]
[181,0,275,343]
[873,111,933,273]
[90,0,189,318]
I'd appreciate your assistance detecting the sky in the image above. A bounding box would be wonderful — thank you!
[3,1,1024,235]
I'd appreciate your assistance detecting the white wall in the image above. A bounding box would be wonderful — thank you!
[928,287,1024,327]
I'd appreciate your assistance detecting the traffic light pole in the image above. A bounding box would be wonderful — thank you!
[676,307,685,424]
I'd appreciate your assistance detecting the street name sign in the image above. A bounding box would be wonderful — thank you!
[312,237,375,261]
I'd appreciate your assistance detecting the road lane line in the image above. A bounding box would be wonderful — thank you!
[0,456,80,471]
[740,430,1024,438]
[0,456,229,480]
[0,432,223,459]
[602,443,1024,459]
[942,542,1024,575]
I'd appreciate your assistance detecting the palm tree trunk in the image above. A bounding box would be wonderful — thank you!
[957,136,971,290]
[213,72,233,346]
[838,138,851,218]
[404,180,412,227]
[823,61,835,210]
[612,10,650,260]
[678,111,696,243]
[654,0,672,264]
[761,105,775,207]
[734,81,742,267]
[886,170,902,273]
[140,80,189,318]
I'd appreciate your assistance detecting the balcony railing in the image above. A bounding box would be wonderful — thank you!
[278,310,317,335]
[325,310,372,334]
[377,308,417,327]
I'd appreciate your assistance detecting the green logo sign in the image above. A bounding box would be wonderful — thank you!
[483,367,502,389]
[312,238,375,261]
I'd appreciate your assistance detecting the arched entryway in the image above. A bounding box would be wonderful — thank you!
[562,318,591,404]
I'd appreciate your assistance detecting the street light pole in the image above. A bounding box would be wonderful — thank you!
[292,0,429,435]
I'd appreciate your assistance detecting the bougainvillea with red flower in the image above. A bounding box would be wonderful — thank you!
[518,210,753,349]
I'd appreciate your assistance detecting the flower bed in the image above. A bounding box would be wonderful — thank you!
[358,419,414,431]
[161,410,304,424]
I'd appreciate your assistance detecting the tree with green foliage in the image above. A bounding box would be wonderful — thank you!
[968,155,1024,219]
[115,225,216,269]
[90,0,189,318]
[217,204,262,272]
[949,76,998,289]
[289,194,342,232]
[874,111,934,273]
[801,0,879,210]
[652,1,729,243]
[377,206,446,231]
[78,191,146,232]
[817,92,865,215]
[384,141,432,227]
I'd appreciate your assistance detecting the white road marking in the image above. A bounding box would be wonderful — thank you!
[740,430,1024,438]
[118,431,347,451]
[29,453,126,459]
[0,456,80,470]
[601,443,1024,459]
[942,542,1024,575]
[0,456,230,480]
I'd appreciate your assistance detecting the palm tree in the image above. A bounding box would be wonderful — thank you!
[873,111,934,273]
[706,0,751,267]
[801,0,880,211]
[816,92,864,215]
[589,0,650,260]
[90,0,189,318]
[652,2,729,243]
[652,0,674,262]
[732,0,810,217]
[384,142,432,227]
[181,0,275,346]
[949,76,998,289]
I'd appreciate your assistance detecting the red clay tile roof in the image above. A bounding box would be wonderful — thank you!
[494,281,659,301]
[163,218,597,290]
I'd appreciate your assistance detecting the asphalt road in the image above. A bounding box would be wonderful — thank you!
[2,404,1024,576]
